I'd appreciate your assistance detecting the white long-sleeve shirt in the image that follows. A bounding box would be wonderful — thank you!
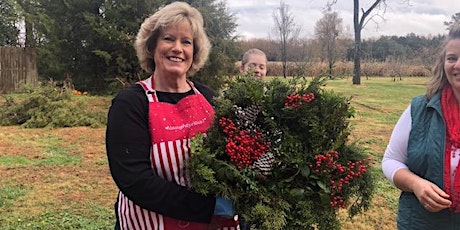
[382,105,460,184]
[382,105,411,184]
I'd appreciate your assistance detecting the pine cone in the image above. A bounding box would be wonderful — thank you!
[251,151,275,179]
[233,104,261,128]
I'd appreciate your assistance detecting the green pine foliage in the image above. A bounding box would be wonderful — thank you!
[0,82,106,128]
[0,0,19,46]
[189,75,374,229]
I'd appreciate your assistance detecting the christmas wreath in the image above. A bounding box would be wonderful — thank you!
[189,76,374,230]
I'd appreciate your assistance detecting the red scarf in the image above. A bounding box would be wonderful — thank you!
[441,85,460,213]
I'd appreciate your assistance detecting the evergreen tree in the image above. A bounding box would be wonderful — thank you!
[35,0,103,91]
[79,0,166,93]
[0,0,20,46]
[22,0,237,93]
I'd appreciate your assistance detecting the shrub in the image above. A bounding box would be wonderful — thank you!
[0,82,106,128]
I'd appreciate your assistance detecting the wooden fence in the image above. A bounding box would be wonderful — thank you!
[0,46,38,94]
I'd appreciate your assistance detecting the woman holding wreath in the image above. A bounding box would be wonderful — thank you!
[106,2,237,229]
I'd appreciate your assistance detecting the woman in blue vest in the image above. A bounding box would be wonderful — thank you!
[382,21,460,229]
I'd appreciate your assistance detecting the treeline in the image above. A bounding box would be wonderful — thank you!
[1,0,455,94]
[262,61,429,79]
[238,33,445,75]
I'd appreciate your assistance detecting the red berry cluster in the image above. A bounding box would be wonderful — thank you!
[219,117,270,169]
[309,150,371,209]
[284,93,315,109]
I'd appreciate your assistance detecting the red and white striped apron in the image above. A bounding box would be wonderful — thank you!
[117,77,236,230]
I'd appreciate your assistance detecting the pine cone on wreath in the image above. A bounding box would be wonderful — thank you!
[251,151,275,180]
[233,104,261,128]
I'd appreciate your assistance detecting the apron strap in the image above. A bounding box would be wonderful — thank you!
[186,80,202,95]
[137,76,202,102]
[137,76,157,102]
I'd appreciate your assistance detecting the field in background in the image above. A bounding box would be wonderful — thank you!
[0,77,428,229]
[262,61,431,79]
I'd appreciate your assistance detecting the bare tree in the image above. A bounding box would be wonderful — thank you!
[314,10,343,77]
[272,1,301,78]
[328,0,388,85]
[444,12,460,30]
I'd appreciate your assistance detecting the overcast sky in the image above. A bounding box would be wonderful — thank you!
[226,0,458,40]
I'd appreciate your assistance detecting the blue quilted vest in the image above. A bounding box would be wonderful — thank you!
[398,92,460,229]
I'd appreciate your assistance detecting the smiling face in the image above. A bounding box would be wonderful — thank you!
[241,53,267,78]
[153,20,194,79]
[445,38,460,97]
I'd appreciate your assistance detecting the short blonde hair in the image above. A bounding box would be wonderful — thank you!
[241,48,267,66]
[134,2,211,75]
[426,21,460,98]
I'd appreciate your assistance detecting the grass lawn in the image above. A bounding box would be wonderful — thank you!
[0,76,428,229]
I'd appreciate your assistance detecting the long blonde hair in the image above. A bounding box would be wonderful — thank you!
[426,22,460,98]
[134,2,211,75]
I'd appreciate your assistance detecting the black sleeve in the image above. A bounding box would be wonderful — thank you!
[105,84,215,223]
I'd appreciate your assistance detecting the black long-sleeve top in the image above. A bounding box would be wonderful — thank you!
[106,81,218,223]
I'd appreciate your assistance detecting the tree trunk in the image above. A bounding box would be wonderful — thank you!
[25,20,35,48]
[352,0,361,85]
[328,59,333,76]
[282,41,287,78]
[21,0,36,48]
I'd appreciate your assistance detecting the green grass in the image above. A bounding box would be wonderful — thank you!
[0,126,111,229]
[0,155,33,167]
[38,134,81,166]
[327,77,426,112]
[0,207,113,230]
[0,133,81,167]
[0,185,28,208]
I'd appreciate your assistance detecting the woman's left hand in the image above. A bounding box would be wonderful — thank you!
[393,168,452,212]
[414,178,452,212]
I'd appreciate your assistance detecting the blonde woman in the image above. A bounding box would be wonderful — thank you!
[106,2,238,229]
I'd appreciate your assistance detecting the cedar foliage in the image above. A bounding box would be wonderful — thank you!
[190,75,374,229]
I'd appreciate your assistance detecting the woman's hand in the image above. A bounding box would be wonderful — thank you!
[413,178,452,212]
[393,168,452,212]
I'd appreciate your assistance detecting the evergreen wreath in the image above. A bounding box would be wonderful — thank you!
[189,76,374,230]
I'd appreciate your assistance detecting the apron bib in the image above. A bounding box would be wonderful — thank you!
[142,77,214,189]
[117,76,230,230]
